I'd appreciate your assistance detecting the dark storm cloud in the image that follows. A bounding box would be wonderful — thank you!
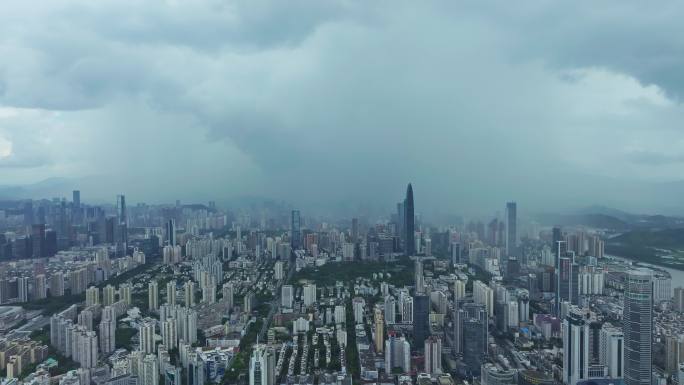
[1,0,684,215]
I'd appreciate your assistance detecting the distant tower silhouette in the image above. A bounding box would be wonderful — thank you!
[404,183,415,256]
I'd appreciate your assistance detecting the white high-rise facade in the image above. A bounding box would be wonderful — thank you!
[99,306,116,354]
[473,281,494,317]
[148,281,159,311]
[162,318,177,349]
[303,284,316,306]
[167,281,176,306]
[563,307,589,385]
[103,284,116,306]
[184,280,195,308]
[600,324,624,379]
[140,321,156,354]
[424,336,442,375]
[281,285,294,309]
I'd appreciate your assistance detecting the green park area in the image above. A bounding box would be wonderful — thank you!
[291,257,415,286]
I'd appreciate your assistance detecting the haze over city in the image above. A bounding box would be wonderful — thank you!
[2,3,684,385]
[2,1,684,215]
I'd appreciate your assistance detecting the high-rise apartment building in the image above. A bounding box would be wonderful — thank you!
[374,308,384,353]
[424,336,442,375]
[563,307,589,385]
[148,281,159,311]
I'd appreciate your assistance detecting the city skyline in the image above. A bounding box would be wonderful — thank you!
[0,1,681,385]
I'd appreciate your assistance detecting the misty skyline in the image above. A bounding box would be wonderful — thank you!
[2,1,684,215]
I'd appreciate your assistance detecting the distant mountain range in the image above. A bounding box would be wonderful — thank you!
[535,205,684,231]
[0,177,78,201]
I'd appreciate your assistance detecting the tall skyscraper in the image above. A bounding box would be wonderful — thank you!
[351,218,359,243]
[505,202,517,256]
[424,336,443,375]
[162,318,177,349]
[116,194,126,225]
[139,321,156,354]
[461,304,488,376]
[31,223,46,259]
[99,306,116,354]
[413,294,429,348]
[451,242,462,265]
[103,284,116,306]
[404,184,415,256]
[291,210,301,252]
[281,285,294,309]
[415,259,424,294]
[600,324,624,379]
[184,280,195,308]
[73,190,81,208]
[397,202,404,238]
[166,219,176,246]
[385,335,411,374]
[374,308,384,353]
[563,307,589,385]
[554,240,568,316]
[624,270,653,385]
[249,345,275,385]
[167,280,176,306]
[149,281,159,311]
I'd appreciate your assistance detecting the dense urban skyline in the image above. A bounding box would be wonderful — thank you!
[0,2,682,385]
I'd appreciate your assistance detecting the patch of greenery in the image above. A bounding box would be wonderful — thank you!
[115,326,137,350]
[292,257,415,287]
[28,326,79,377]
[345,300,361,385]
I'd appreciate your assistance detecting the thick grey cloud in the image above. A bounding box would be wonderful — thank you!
[1,0,684,216]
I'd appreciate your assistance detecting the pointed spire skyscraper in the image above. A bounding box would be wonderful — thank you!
[404,183,415,256]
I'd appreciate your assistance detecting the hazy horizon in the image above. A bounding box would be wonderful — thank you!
[2,1,684,216]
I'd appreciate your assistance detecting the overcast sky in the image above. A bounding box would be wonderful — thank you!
[1,1,684,216]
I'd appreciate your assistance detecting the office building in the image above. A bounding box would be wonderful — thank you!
[281,285,294,309]
[505,202,517,256]
[404,184,415,255]
[17,277,29,303]
[451,242,462,265]
[600,324,624,378]
[249,345,275,385]
[563,307,589,385]
[624,270,652,385]
[291,210,301,251]
[473,280,494,316]
[166,219,176,246]
[413,294,429,348]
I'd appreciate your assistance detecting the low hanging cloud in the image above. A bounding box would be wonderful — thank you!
[1,0,684,216]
